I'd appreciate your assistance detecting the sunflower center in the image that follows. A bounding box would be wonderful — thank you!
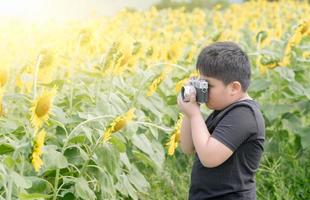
[113,118,126,133]
[35,98,51,117]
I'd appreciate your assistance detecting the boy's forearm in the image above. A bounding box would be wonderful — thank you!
[180,115,195,155]
[190,113,212,163]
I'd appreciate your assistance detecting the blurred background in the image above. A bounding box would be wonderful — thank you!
[1,0,244,21]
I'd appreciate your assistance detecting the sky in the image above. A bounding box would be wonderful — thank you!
[0,0,160,22]
[0,0,242,22]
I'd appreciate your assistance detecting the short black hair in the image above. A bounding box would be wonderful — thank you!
[196,42,251,92]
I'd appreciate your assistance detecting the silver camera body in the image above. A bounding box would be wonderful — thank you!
[181,79,208,103]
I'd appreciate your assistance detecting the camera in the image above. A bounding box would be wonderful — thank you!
[181,79,208,103]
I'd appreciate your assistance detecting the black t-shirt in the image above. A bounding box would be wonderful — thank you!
[189,99,265,200]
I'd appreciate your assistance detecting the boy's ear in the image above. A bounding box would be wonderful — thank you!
[229,81,242,95]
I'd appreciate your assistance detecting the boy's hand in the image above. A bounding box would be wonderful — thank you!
[177,90,201,118]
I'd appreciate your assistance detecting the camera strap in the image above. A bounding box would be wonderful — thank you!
[206,100,256,133]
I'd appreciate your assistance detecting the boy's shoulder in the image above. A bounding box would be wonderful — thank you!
[217,99,261,119]
[207,99,265,136]
[225,99,264,125]
[224,99,264,119]
[223,99,265,138]
[228,99,259,109]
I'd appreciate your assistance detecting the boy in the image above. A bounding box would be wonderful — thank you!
[177,42,265,200]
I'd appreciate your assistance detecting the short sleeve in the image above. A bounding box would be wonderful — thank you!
[211,106,257,151]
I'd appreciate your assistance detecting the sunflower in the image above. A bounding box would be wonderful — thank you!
[146,67,172,97]
[31,129,46,172]
[146,72,165,97]
[103,108,136,142]
[30,87,57,130]
[0,68,8,87]
[280,20,308,67]
[175,78,188,93]
[38,49,55,84]
[167,41,184,62]
[175,71,199,93]
[303,51,310,59]
[166,113,183,156]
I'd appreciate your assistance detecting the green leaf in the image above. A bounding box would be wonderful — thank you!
[0,119,19,132]
[288,81,305,96]
[250,79,271,93]
[81,126,93,143]
[166,95,177,105]
[132,150,156,169]
[43,149,68,170]
[27,177,52,194]
[40,79,65,88]
[275,67,295,82]
[0,143,15,155]
[64,147,86,166]
[282,115,301,135]
[11,171,32,189]
[52,106,69,124]
[98,170,116,199]
[116,174,138,200]
[261,104,292,122]
[95,145,120,175]
[304,88,310,100]
[128,165,150,194]
[149,126,159,140]
[19,193,52,200]
[132,134,164,169]
[78,146,89,161]
[298,127,310,149]
[110,93,127,111]
[110,134,126,152]
[256,30,268,43]
[139,96,162,116]
[132,134,153,155]
[75,177,96,200]
[3,156,15,169]
[120,153,131,170]
[150,140,165,169]
[68,135,86,144]
[60,192,75,200]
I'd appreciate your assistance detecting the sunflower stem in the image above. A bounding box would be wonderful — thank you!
[68,34,81,112]
[52,168,60,200]
[66,115,114,141]
[50,118,69,138]
[133,121,173,132]
[130,70,150,108]
[69,85,73,111]
[79,129,105,176]
[33,54,43,99]
[6,172,13,200]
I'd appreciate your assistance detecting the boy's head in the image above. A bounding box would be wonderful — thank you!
[196,42,251,110]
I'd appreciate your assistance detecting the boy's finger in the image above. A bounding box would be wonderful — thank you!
[190,94,196,103]
[190,87,196,95]
[177,94,183,105]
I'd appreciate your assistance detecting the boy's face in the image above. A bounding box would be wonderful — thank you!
[199,74,235,110]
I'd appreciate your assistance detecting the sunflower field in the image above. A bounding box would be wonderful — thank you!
[0,0,310,199]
